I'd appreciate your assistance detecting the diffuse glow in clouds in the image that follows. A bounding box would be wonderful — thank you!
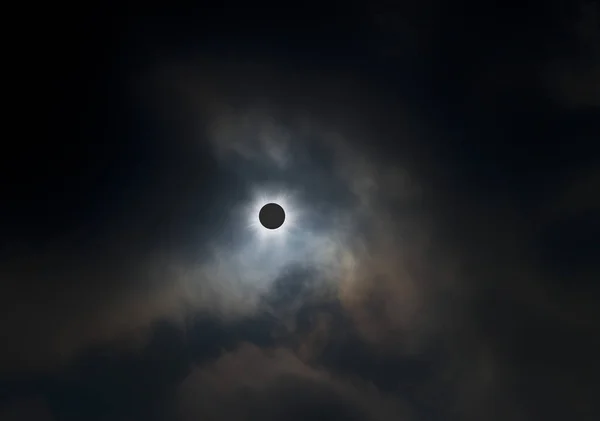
[161,62,450,361]
[196,175,357,309]
[139,55,600,421]
[3,56,434,369]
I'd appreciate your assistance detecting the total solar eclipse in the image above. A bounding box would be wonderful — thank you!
[259,203,286,229]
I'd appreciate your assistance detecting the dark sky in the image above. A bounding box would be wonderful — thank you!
[1,2,599,420]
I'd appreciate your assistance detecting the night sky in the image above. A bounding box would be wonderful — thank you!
[1,2,599,420]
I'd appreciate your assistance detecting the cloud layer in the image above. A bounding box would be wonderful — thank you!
[2,4,599,420]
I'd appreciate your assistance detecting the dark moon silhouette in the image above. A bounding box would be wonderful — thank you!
[259,203,286,229]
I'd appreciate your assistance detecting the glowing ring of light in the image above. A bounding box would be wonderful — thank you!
[245,188,300,241]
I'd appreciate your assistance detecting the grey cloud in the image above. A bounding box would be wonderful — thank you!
[177,343,411,421]
[0,249,190,373]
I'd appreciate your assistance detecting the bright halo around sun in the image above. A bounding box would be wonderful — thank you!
[245,187,300,242]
